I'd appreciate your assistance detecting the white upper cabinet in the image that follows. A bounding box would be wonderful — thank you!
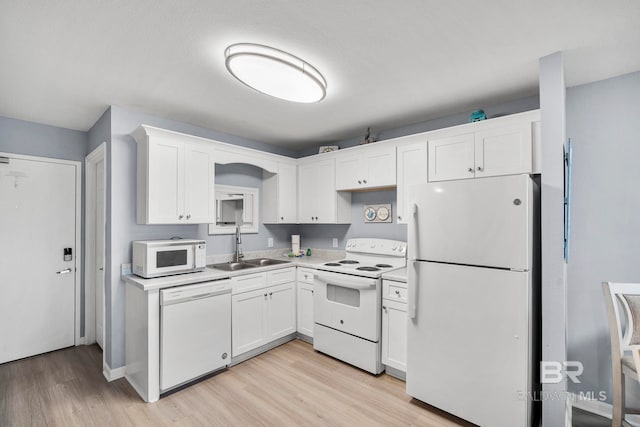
[298,157,351,224]
[134,126,215,224]
[428,114,535,182]
[335,145,396,190]
[263,162,297,224]
[396,139,428,224]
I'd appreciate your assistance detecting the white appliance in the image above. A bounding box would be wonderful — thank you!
[160,279,231,392]
[132,239,206,278]
[313,238,407,374]
[406,174,537,427]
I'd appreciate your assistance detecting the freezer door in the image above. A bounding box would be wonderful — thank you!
[406,261,531,427]
[408,174,533,270]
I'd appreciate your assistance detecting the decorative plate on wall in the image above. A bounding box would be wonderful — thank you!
[363,204,392,223]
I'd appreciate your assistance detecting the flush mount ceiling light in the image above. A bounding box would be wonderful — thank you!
[224,43,327,103]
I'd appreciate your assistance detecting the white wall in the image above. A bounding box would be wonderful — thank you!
[566,70,640,401]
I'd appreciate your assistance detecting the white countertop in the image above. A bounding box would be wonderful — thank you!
[382,267,407,283]
[123,253,343,291]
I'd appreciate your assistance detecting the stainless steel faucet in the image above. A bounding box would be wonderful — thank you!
[234,225,244,262]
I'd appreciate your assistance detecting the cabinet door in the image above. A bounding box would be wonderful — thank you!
[184,143,215,223]
[278,163,297,223]
[312,159,337,223]
[335,154,362,190]
[297,283,314,337]
[427,134,475,182]
[381,299,407,372]
[232,288,268,357]
[297,162,317,223]
[474,123,532,178]
[267,282,296,341]
[396,142,428,224]
[147,138,184,223]
[364,147,396,188]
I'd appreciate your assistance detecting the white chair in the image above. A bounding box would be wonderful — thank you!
[602,282,640,426]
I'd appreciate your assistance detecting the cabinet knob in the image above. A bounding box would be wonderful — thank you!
[398,215,402,220]
[477,166,483,172]
[363,179,367,184]
[281,216,284,220]
[269,292,273,297]
[186,214,191,220]
[304,275,308,280]
[382,306,387,312]
[178,214,184,220]
[264,293,268,298]
[358,180,362,184]
[467,167,474,173]
[395,290,400,295]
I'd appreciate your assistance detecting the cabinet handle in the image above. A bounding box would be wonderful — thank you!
[382,305,387,312]
[395,290,400,296]
[315,216,319,220]
[467,168,474,173]
[398,215,402,220]
[477,166,483,172]
[363,179,367,184]
[358,180,362,184]
[186,214,191,220]
[312,290,314,294]
[281,216,284,220]
[269,292,273,297]
[264,293,268,297]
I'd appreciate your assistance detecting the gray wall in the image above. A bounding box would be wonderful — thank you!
[566,70,640,402]
[106,106,298,368]
[0,115,87,160]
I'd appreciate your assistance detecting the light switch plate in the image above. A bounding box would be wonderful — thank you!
[267,237,274,248]
[332,238,338,248]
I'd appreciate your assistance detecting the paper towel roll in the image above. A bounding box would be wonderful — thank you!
[291,235,300,254]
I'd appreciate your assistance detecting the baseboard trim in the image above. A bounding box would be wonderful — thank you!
[296,332,313,344]
[384,366,406,381]
[103,360,126,382]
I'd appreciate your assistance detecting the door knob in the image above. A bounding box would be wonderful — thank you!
[57,268,72,275]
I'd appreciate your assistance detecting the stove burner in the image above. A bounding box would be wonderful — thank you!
[357,266,381,272]
[375,264,393,268]
[324,263,342,266]
[339,260,360,264]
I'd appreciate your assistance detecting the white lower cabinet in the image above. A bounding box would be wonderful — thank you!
[297,268,316,338]
[231,269,296,358]
[381,279,407,373]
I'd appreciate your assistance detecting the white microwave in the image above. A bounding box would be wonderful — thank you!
[132,239,206,278]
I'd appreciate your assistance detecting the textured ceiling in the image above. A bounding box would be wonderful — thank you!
[1,1,639,149]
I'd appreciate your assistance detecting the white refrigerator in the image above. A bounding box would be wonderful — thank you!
[406,174,536,427]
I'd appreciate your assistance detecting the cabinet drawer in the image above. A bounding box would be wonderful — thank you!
[268,267,296,286]
[383,280,408,303]
[232,272,267,295]
[297,267,315,284]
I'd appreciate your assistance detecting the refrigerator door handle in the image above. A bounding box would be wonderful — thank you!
[408,260,417,319]
[408,202,418,260]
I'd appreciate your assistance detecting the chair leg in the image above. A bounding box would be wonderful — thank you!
[613,373,625,426]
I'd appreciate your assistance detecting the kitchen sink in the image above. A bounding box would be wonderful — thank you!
[207,262,257,271]
[244,258,291,266]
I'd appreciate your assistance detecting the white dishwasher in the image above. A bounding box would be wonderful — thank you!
[160,279,231,392]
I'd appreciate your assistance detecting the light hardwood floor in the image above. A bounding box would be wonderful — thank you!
[0,339,472,426]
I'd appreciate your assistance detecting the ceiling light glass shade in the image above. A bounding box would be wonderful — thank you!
[225,43,327,103]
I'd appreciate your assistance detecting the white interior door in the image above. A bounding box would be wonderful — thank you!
[0,156,77,364]
[95,158,105,349]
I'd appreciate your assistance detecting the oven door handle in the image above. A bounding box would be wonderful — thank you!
[314,272,377,289]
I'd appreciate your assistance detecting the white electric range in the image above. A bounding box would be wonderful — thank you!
[313,238,407,374]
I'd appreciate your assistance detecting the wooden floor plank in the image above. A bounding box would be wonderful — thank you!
[0,340,471,426]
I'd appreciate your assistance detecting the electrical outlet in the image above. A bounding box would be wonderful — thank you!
[121,263,132,276]
[267,238,274,248]
[332,238,338,248]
